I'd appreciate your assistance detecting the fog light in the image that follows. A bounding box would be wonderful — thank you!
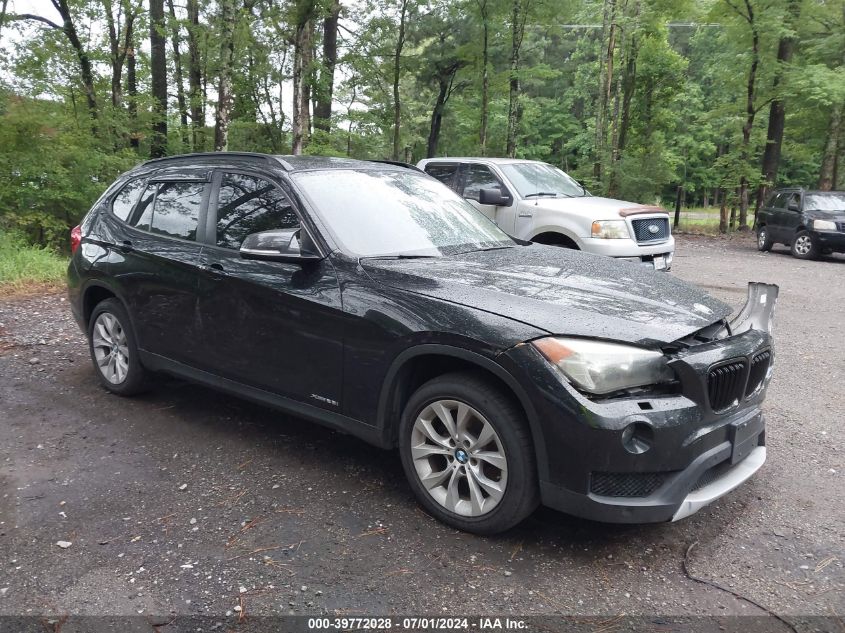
[621,422,653,454]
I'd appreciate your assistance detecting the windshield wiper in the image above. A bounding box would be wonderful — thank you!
[363,254,440,260]
[524,191,558,199]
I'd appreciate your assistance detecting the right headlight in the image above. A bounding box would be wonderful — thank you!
[813,219,837,231]
[591,220,630,239]
[531,337,675,395]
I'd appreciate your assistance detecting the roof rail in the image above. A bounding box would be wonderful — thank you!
[141,152,287,169]
[367,159,423,172]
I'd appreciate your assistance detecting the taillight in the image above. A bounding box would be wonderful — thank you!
[71,225,82,254]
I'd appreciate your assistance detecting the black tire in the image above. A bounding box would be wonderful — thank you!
[398,371,539,535]
[756,225,773,252]
[87,298,150,396]
[790,230,819,260]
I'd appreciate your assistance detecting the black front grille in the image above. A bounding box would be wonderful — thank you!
[745,350,771,396]
[590,471,674,497]
[707,359,748,411]
[631,217,669,243]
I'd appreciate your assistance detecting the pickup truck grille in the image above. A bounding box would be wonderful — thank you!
[631,217,669,243]
[707,359,748,412]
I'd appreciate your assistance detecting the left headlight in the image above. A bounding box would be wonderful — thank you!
[591,220,630,239]
[532,337,675,395]
[813,219,837,231]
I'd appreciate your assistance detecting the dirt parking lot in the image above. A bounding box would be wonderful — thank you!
[0,235,842,627]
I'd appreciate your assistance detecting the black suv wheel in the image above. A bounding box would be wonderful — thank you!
[756,226,773,252]
[88,298,150,395]
[791,230,819,260]
[399,372,539,534]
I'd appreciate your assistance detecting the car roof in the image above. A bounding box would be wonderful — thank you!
[418,157,543,166]
[137,152,418,174]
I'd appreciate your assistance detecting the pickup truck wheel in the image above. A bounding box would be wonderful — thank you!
[756,226,773,252]
[399,372,539,535]
[791,230,819,260]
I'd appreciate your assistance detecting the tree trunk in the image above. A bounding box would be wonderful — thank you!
[819,103,842,190]
[186,0,204,150]
[292,7,315,155]
[54,0,99,131]
[126,24,138,149]
[506,0,525,158]
[736,0,759,231]
[477,0,489,155]
[391,0,409,160]
[314,1,340,134]
[426,65,459,158]
[755,0,800,217]
[167,0,190,150]
[213,0,236,152]
[149,0,168,157]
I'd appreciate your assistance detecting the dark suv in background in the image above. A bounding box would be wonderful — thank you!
[757,188,845,259]
[68,152,778,534]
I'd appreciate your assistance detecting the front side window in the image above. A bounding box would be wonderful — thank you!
[112,178,146,221]
[461,165,503,202]
[292,169,513,257]
[215,173,299,249]
[499,162,587,198]
[148,182,204,240]
[424,164,459,190]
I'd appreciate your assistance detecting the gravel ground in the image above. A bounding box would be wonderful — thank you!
[0,235,842,625]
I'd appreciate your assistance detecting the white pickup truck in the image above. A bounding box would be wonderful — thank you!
[417,157,675,271]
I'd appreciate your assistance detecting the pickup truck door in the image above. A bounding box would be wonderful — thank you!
[459,164,516,234]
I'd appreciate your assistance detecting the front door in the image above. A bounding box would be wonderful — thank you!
[459,164,515,233]
[195,170,344,409]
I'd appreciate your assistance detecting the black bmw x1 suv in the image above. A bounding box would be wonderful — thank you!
[68,153,778,534]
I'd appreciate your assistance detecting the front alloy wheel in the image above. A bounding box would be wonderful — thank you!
[791,230,819,260]
[410,399,508,517]
[399,372,538,534]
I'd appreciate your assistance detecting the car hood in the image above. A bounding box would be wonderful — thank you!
[806,209,845,221]
[526,195,666,218]
[361,245,732,347]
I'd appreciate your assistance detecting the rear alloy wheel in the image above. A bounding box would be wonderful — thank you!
[790,230,819,260]
[756,226,773,252]
[88,298,149,395]
[399,372,538,534]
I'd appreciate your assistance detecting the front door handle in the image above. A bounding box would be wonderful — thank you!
[119,240,133,253]
[199,263,227,277]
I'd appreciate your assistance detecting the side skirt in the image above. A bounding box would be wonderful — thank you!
[138,350,391,449]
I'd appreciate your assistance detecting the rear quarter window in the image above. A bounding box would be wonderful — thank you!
[111,178,146,221]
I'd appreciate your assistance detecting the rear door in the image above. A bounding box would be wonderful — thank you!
[195,170,344,408]
[117,172,209,365]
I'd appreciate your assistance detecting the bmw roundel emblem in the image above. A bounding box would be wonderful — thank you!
[648,224,660,234]
[455,449,469,464]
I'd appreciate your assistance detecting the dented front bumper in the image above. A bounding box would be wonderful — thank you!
[500,282,779,523]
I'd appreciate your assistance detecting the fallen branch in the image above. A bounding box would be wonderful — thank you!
[682,541,798,633]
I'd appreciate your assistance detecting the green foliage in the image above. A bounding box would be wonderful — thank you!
[0,230,68,290]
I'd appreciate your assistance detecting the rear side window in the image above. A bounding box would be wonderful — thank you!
[148,182,204,241]
[461,165,502,202]
[112,178,146,221]
[215,173,298,249]
[424,164,459,190]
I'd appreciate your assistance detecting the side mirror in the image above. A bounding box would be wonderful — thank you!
[787,200,800,212]
[239,228,322,264]
[478,187,511,206]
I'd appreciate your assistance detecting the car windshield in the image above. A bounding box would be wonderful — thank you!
[500,162,588,198]
[804,193,845,211]
[292,169,515,257]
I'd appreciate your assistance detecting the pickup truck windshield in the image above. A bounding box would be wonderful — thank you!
[292,169,514,257]
[500,163,587,198]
